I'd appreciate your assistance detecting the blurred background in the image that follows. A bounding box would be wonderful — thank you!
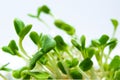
[0,0,120,70]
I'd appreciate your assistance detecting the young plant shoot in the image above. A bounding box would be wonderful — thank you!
[1,5,119,80]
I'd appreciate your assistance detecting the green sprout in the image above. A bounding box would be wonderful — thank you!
[0,63,11,80]
[54,19,75,35]
[1,5,120,80]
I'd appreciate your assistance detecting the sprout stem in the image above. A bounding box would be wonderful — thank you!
[37,17,50,28]
[66,49,73,59]
[19,38,30,59]
[37,62,55,78]
[49,13,56,20]
[54,48,72,78]
[0,73,7,80]
[47,53,62,78]
[15,50,28,61]
[112,30,116,38]
[76,66,89,79]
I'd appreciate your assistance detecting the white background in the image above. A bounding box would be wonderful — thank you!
[0,0,120,69]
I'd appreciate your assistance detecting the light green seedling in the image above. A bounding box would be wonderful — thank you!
[14,18,32,40]
[2,40,20,56]
[29,35,56,69]
[79,58,93,71]
[54,19,75,35]
[1,5,120,80]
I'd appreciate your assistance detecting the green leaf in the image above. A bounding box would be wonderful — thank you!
[71,39,81,51]
[80,35,86,49]
[99,34,109,45]
[57,61,67,74]
[114,69,120,80]
[39,55,48,65]
[0,67,11,71]
[69,68,82,79]
[108,38,117,52]
[109,55,120,70]
[29,31,40,45]
[86,47,95,58]
[64,58,79,68]
[21,70,30,80]
[28,72,50,79]
[41,5,50,14]
[54,35,67,51]
[14,18,25,36]
[54,19,75,35]
[12,70,21,79]
[8,40,18,51]
[2,40,20,56]
[95,50,100,62]
[12,67,29,79]
[2,46,14,55]
[41,35,56,53]
[28,14,37,18]
[38,33,44,47]
[29,51,44,69]
[70,58,79,68]
[64,59,72,68]
[0,63,11,71]
[19,24,32,39]
[30,35,56,69]
[91,39,100,47]
[111,19,118,31]
[37,7,42,17]
[22,74,30,80]
[8,40,19,55]
[79,58,93,71]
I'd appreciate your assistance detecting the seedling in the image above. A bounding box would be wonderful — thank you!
[1,5,119,80]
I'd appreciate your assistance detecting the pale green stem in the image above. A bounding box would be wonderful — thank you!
[42,65,55,78]
[15,50,28,61]
[37,17,50,28]
[82,49,87,59]
[105,50,111,65]
[76,66,89,79]
[54,48,72,79]
[90,67,98,79]
[99,47,105,79]
[47,53,62,78]
[66,49,73,59]
[37,62,55,78]
[49,13,56,20]
[19,38,31,59]
[112,30,116,38]
[45,63,57,76]
[0,73,7,80]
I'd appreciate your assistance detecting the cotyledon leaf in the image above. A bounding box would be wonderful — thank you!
[54,19,75,35]
[14,18,25,36]
[19,24,32,39]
